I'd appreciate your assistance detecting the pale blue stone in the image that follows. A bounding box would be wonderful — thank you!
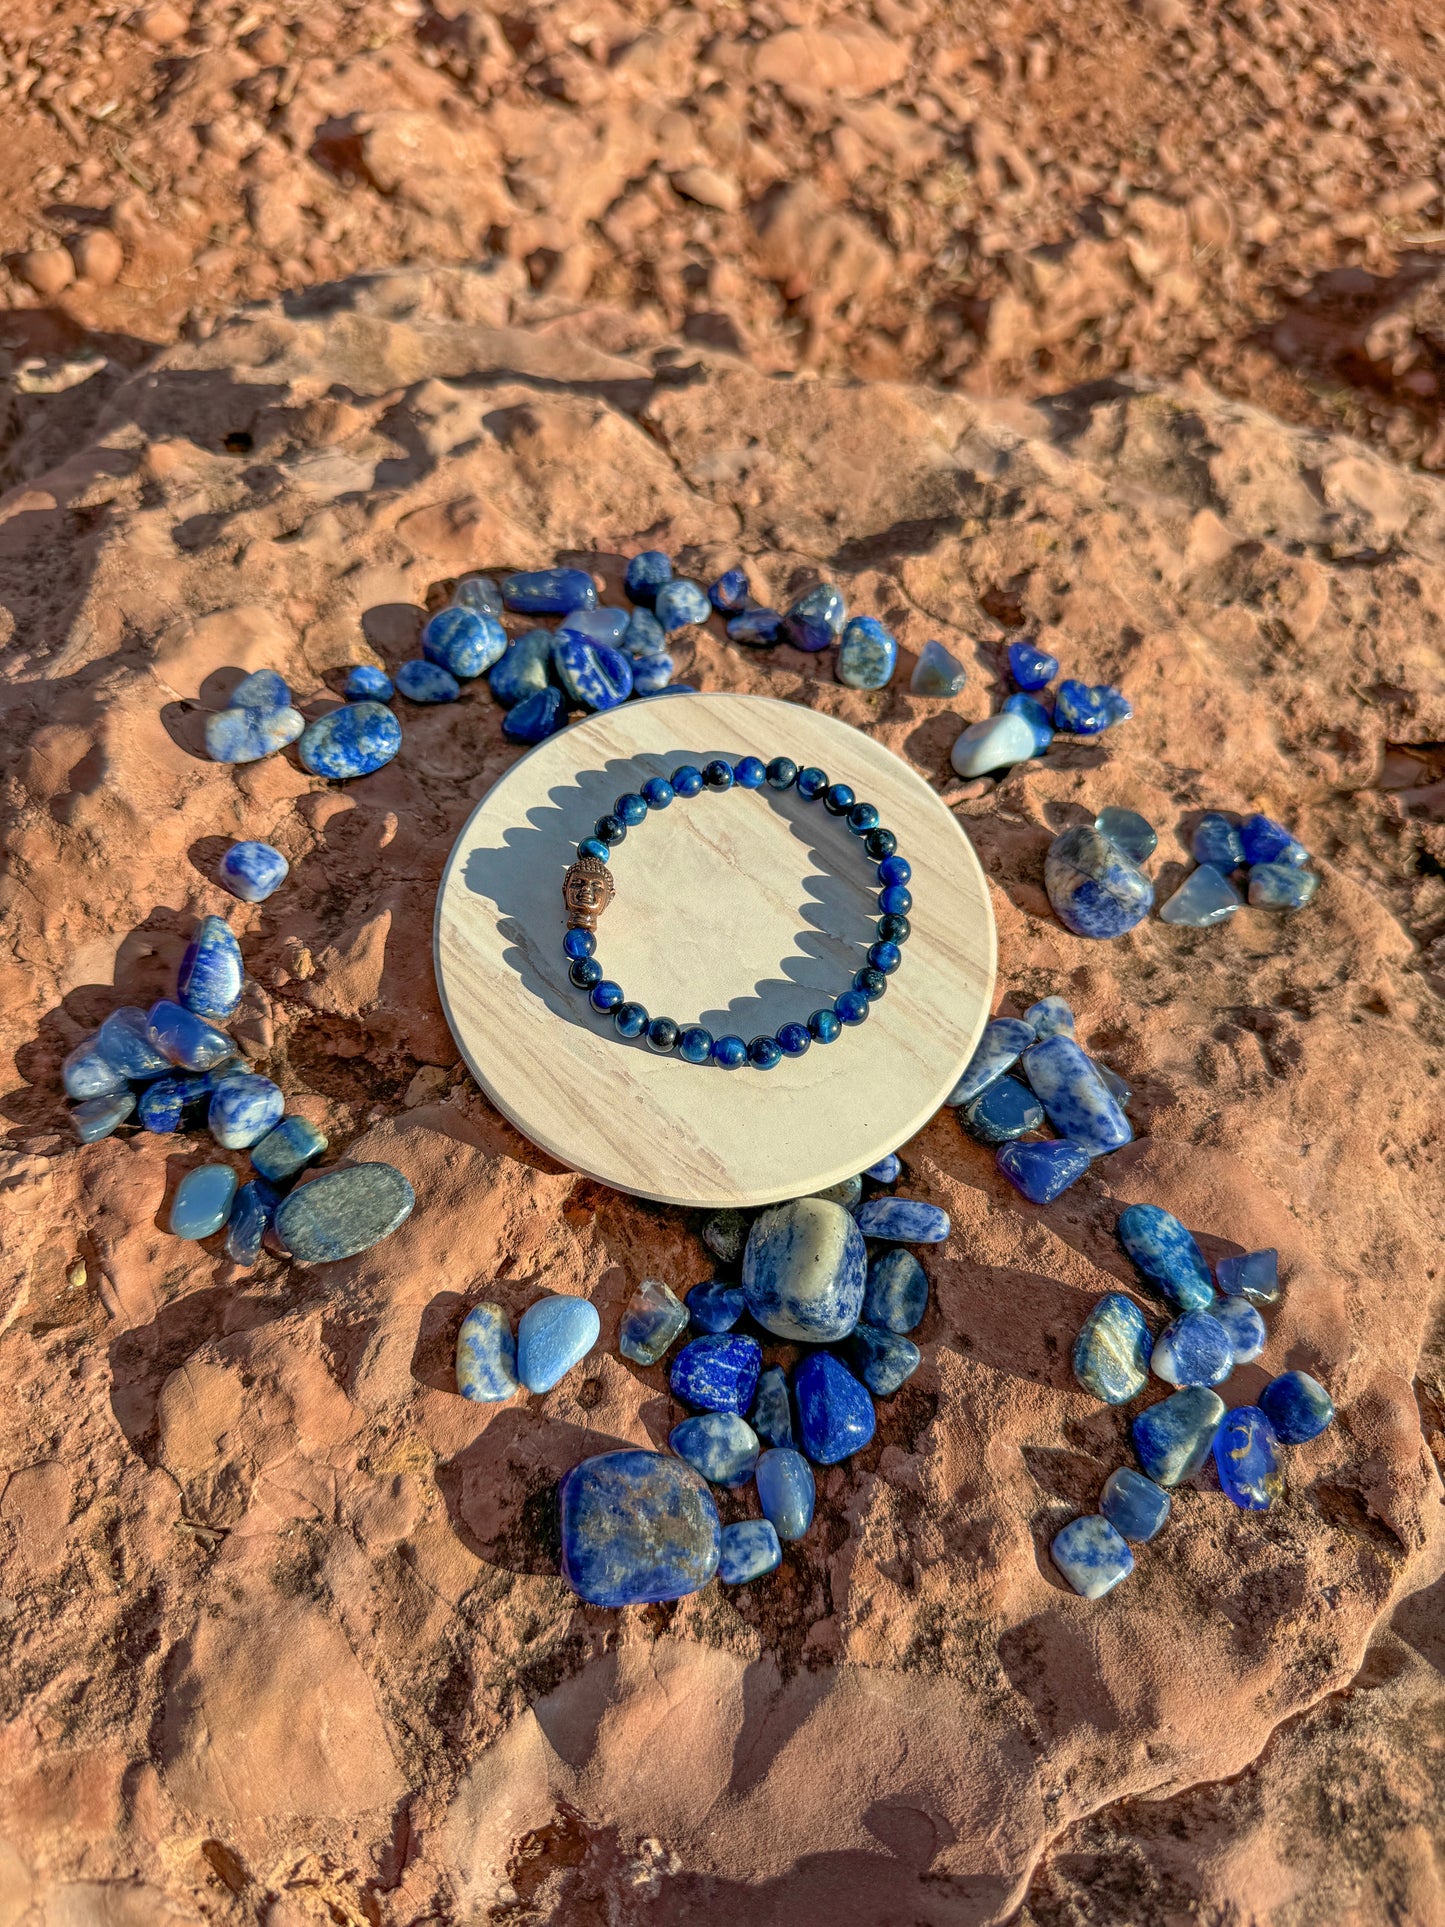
[273,1162,414,1263]
[618,1279,688,1365]
[1094,1061,1132,1108]
[836,615,897,689]
[1159,865,1243,927]
[1025,997,1076,1039]
[654,579,711,631]
[298,702,401,778]
[250,1114,327,1183]
[623,607,668,657]
[1002,692,1054,755]
[741,1197,866,1342]
[516,1294,600,1393]
[1054,680,1132,734]
[177,915,243,1021]
[669,1334,762,1413]
[756,1447,815,1539]
[170,1163,239,1239]
[1132,1386,1226,1485]
[996,1139,1091,1204]
[1248,864,1319,912]
[1191,813,1245,869]
[909,639,967,696]
[853,1198,949,1243]
[421,606,506,678]
[726,608,783,646]
[670,1412,759,1487]
[63,1036,126,1100]
[73,1090,135,1142]
[1241,814,1308,866]
[560,1451,719,1606]
[1095,808,1157,863]
[1021,1035,1131,1156]
[719,1519,781,1583]
[1214,1297,1266,1365]
[1117,1204,1215,1313]
[208,1073,284,1150]
[688,1279,745,1333]
[1259,1370,1334,1443]
[1151,1310,1234,1387]
[865,1153,901,1183]
[562,606,631,645]
[488,630,553,708]
[795,1352,874,1463]
[1046,826,1153,938]
[750,1366,794,1447]
[862,1248,927,1333]
[950,711,1039,776]
[502,567,597,615]
[395,659,460,703]
[1216,1249,1279,1305]
[1100,1467,1170,1543]
[632,652,675,694]
[503,686,566,743]
[218,840,288,903]
[97,1005,172,1080]
[452,573,504,617]
[552,633,634,709]
[225,1177,279,1266]
[456,1302,519,1401]
[947,1017,1036,1104]
[1051,1514,1133,1597]
[624,551,672,606]
[845,1322,920,1395]
[1073,1293,1151,1403]
[1213,1405,1283,1508]
[205,704,305,763]
[146,999,234,1073]
[1008,640,1058,690]
[229,668,292,711]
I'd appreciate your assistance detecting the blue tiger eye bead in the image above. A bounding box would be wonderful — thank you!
[570,958,602,989]
[614,1001,649,1038]
[713,1034,748,1069]
[878,855,912,887]
[577,837,609,863]
[796,766,828,800]
[823,783,855,815]
[853,966,888,1001]
[766,757,798,789]
[615,792,648,825]
[864,828,896,860]
[847,802,879,834]
[776,1022,812,1056]
[748,1035,783,1070]
[867,941,902,974]
[733,756,766,788]
[809,1008,842,1043]
[678,1025,714,1064]
[647,1017,680,1053]
[590,980,623,1013]
[835,990,870,1026]
[702,759,734,791]
[641,776,674,809]
[879,884,913,917]
[877,913,910,944]
[671,765,704,797]
[563,928,595,961]
[595,814,626,846]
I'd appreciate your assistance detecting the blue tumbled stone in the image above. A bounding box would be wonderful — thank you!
[750,1366,794,1448]
[1159,864,1243,927]
[964,1075,1044,1144]
[1073,1293,1152,1403]
[1021,1035,1131,1156]
[1214,1296,1267,1365]
[618,1278,688,1366]
[1025,997,1076,1039]
[218,840,288,903]
[1213,1405,1283,1508]
[1259,1370,1334,1443]
[727,608,783,645]
[719,1519,781,1583]
[421,605,506,679]
[1216,1248,1279,1305]
[853,1197,949,1244]
[1191,812,1245,869]
[624,551,673,607]
[1117,1204,1215,1313]
[795,1352,875,1464]
[1054,680,1132,734]
[949,711,1039,776]
[273,1162,415,1264]
[670,1412,760,1487]
[632,652,675,694]
[1100,1466,1170,1543]
[1151,1310,1234,1388]
[559,605,629,646]
[1094,808,1157,864]
[947,1016,1036,1105]
[395,659,460,703]
[1008,639,1058,690]
[1248,863,1320,912]
[452,574,505,617]
[250,1114,327,1183]
[456,1302,520,1401]
[1045,826,1153,939]
[552,632,634,710]
[1094,1061,1132,1108]
[844,1322,920,1396]
[670,1334,762,1413]
[229,668,292,711]
[502,567,597,615]
[170,1163,239,1239]
[812,1174,861,1209]
[1051,1514,1133,1598]
[516,1294,600,1393]
[709,568,749,612]
[996,1139,1091,1204]
[205,703,305,764]
[865,1152,901,1183]
[96,1005,172,1080]
[225,1176,280,1266]
[560,1450,720,1607]
[138,1072,202,1135]
[1240,814,1308,866]
[623,607,668,657]
[1003,691,1055,757]
[146,999,234,1073]
[756,1446,815,1539]
[836,614,897,689]
[298,702,402,778]
[73,1090,136,1142]
[208,1072,284,1150]
[741,1197,866,1342]
[909,638,967,696]
[177,915,243,1021]
[654,579,712,632]
[1132,1386,1226,1485]
[486,630,553,709]
[786,583,846,639]
[503,685,567,743]
[687,1279,745,1333]
[862,1247,927,1334]
[62,1035,126,1100]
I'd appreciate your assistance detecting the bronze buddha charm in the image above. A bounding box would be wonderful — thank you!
[563,853,615,930]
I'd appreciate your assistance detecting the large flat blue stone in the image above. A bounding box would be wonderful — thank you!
[741,1198,865,1342]
[1116,1204,1215,1313]
[274,1162,415,1264]
[560,1450,720,1607]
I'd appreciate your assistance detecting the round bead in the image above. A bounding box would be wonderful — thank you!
[615,792,649,825]
[590,979,624,1013]
[713,1034,748,1069]
[671,764,704,797]
[646,1017,680,1053]
[642,776,675,810]
[823,783,855,816]
[867,940,902,974]
[796,766,828,800]
[747,1034,783,1070]
[877,913,911,944]
[569,957,603,989]
[809,1008,843,1044]
[766,757,798,790]
[835,990,870,1026]
[776,1021,812,1057]
[879,884,913,917]
[595,814,627,846]
[577,837,610,863]
[563,928,596,961]
[702,759,734,791]
[853,966,888,1002]
[864,828,897,860]
[733,757,767,789]
[678,1025,714,1064]
[846,802,880,835]
[877,855,912,887]
[613,1001,649,1038]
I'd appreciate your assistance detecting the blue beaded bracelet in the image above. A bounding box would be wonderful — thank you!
[561,755,910,1068]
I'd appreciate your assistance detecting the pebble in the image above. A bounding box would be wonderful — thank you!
[950,711,1038,777]
[1094,1061,1132,1108]
[62,1036,126,1100]
[1213,1406,1283,1509]
[795,1352,875,1463]
[1192,813,1245,869]
[395,659,460,703]
[552,633,634,710]
[452,574,505,618]
[557,606,629,646]
[1214,1297,1267,1364]
[750,1366,794,1447]
[1132,1386,1226,1485]
[709,568,749,612]
[502,686,566,743]
[1073,1293,1152,1403]
[623,607,668,657]
[1241,814,1308,866]
[298,702,402,779]
[1045,826,1153,939]
[1021,1036,1131,1156]
[1259,1370,1334,1443]
[702,1209,748,1265]
[73,1090,136,1142]
[502,568,597,616]
[947,1016,1036,1105]
[670,1412,760,1487]
[146,999,234,1073]
[97,1005,171,1080]
[997,1138,1091,1203]
[654,579,711,631]
[273,1162,415,1264]
[208,1072,284,1150]
[205,704,305,764]
[1025,997,1076,1039]
[177,916,243,1022]
[756,1446,815,1539]
[865,1153,901,1183]
[421,606,507,679]
[812,1175,862,1209]
[669,1334,762,1413]
[1248,864,1319,912]
[229,669,291,711]
[1002,692,1054,756]
[455,1303,520,1400]
[727,608,783,646]
[624,551,672,607]
[139,1074,204,1132]
[1216,1249,1279,1305]
[1159,865,1243,927]
[1100,1467,1170,1543]
[218,840,288,903]
[632,653,675,695]
[1053,680,1131,734]
[687,1279,745,1333]
[1116,1204,1215,1313]
[618,1279,688,1366]
[1151,1310,1235,1388]
[741,1198,866,1342]
[251,1114,327,1183]
[784,584,846,650]
[170,1163,239,1239]
[560,1450,719,1606]
[909,639,967,696]
[1094,808,1157,864]
[845,1322,920,1395]
[719,1519,781,1583]
[836,615,897,689]
[515,1294,600,1393]
[853,1197,949,1243]
[225,1177,279,1266]
[1051,1514,1133,1598]
[1008,640,1058,690]
[862,1248,927,1333]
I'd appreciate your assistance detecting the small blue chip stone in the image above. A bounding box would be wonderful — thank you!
[845,1322,920,1396]
[1216,1248,1279,1305]
[218,840,288,903]
[1007,639,1059,690]
[1051,1514,1133,1598]
[1025,997,1076,1039]
[1054,680,1132,734]
[1116,1204,1215,1313]
[836,615,897,690]
[865,1152,901,1183]
[670,1334,762,1413]
[225,1176,279,1266]
[502,567,597,616]
[1259,1370,1335,1444]
[228,668,292,711]
[1045,826,1153,939]
[947,1017,1036,1105]
[670,1412,760,1487]
[1021,1035,1131,1156]
[1073,1293,1152,1404]
[794,1352,875,1464]
[727,608,783,646]
[996,1139,1091,1204]
[503,686,567,743]
[488,629,554,709]
[1100,1467,1170,1543]
[785,583,846,642]
[177,915,243,1022]
[421,606,506,679]
[560,1450,720,1607]
[560,606,630,646]
[750,1366,794,1448]
[687,1279,745,1333]
[343,664,393,702]
[719,1519,781,1584]
[853,1198,949,1244]
[1240,813,1308,867]
[1191,812,1245,870]
[756,1447,815,1539]
[708,568,749,612]
[516,1294,600,1393]
[655,578,711,631]
[1213,1405,1283,1509]
[395,659,460,703]
[1159,865,1243,927]
[963,1075,1044,1144]
[298,702,402,778]
[1248,864,1320,912]
[1094,808,1157,864]
[1132,1386,1226,1485]
[1151,1310,1235,1388]
[909,638,967,696]
[623,607,668,659]
[624,551,673,607]
[862,1247,927,1334]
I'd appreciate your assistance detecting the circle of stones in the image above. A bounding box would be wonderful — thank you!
[560,754,913,1069]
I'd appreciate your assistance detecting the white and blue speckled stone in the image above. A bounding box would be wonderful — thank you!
[1021,1035,1131,1156]
[456,1302,520,1401]
[946,1017,1036,1105]
[1051,1514,1134,1598]
[741,1197,866,1343]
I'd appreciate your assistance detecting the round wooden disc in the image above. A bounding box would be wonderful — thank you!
[434,692,996,1209]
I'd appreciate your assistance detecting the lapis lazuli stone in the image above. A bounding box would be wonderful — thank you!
[1160,864,1243,927]
[455,1302,520,1401]
[654,579,711,631]
[395,658,460,703]
[909,638,967,696]
[177,915,243,1022]
[205,703,305,764]
[862,1247,927,1334]
[170,1163,239,1239]
[1095,808,1157,864]
[515,1294,600,1392]
[229,668,292,711]
[670,1412,760,1487]
[503,685,566,743]
[298,702,402,778]
[1213,1405,1283,1508]
[1054,680,1131,734]
[552,633,633,710]
[865,1153,901,1183]
[559,605,630,646]
[727,608,783,645]
[623,607,668,658]
[1008,640,1058,690]
[624,551,672,606]
[996,1139,1091,1204]
[1046,826,1153,939]
[751,1366,794,1448]
[1259,1370,1334,1443]
[853,1198,949,1244]
[560,1450,719,1606]
[1001,692,1054,756]
[795,1352,875,1464]
[1021,1036,1131,1157]
[1132,1386,1226,1485]
[670,1334,761,1413]
[1073,1293,1151,1403]
[947,1016,1036,1105]
[73,1090,136,1142]
[96,1005,171,1080]
[719,1519,781,1583]
[1191,813,1245,869]
[845,1322,920,1396]
[1216,1248,1279,1305]
[1241,814,1308,866]
[950,711,1039,777]
[1051,1514,1133,1598]
[617,1279,688,1366]
[218,840,288,903]
[1117,1204,1215,1313]
[225,1176,279,1266]
[709,568,749,612]
[251,1114,327,1183]
[688,1279,745,1333]
[502,567,596,615]
[1100,1466,1170,1543]
[632,652,675,694]
[208,1072,284,1150]
[1151,1310,1234,1388]
[756,1446,815,1539]
[1248,863,1319,912]
[741,1198,866,1342]
[139,1074,208,1133]
[62,1036,126,1100]
[1214,1296,1266,1365]
[452,573,505,617]
[964,1075,1044,1144]
[273,1162,415,1264]
[1026,997,1076,1039]
[146,999,234,1073]
[421,606,506,679]
[836,615,897,689]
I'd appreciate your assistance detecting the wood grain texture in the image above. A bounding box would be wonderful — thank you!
[434,693,996,1208]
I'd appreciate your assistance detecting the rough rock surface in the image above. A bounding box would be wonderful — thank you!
[1,269,1444,1924]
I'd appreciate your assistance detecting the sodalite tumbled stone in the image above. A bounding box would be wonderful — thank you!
[139,1074,205,1132]
[625,607,668,656]
[516,1294,600,1393]
[343,664,393,702]
[1159,865,1243,927]
[1045,826,1153,939]
[670,1334,762,1413]
[489,630,554,708]
[687,1279,745,1333]
[750,1366,794,1447]
[618,1279,688,1365]
[654,578,712,631]
[1259,1370,1334,1443]
[1150,1310,1234,1387]
[1132,1386,1226,1485]
[814,1174,862,1211]
[218,840,288,903]
[1053,680,1131,733]
[964,1075,1044,1143]
[225,1176,279,1266]
[1241,814,1308,866]
[73,1090,136,1142]
[727,608,783,645]
[625,551,672,605]
[251,1114,327,1183]
[795,1352,875,1463]
[178,916,243,1021]
[1214,1296,1266,1364]
[670,1412,760,1487]
[456,1302,520,1402]
[757,1447,815,1539]
[1248,864,1319,912]
[97,1005,172,1080]
[1073,1293,1151,1403]
[552,633,633,710]
[1095,808,1157,864]
[273,1162,415,1264]
[503,686,566,743]
[1021,1036,1131,1156]
[845,1323,920,1396]
[853,1198,949,1243]
[997,1139,1090,1204]
[719,1519,781,1584]
[741,1198,866,1342]
[783,583,846,651]
[63,1036,126,1100]
[206,703,305,764]
[865,1153,901,1183]
[947,1017,1036,1105]
[632,653,675,695]
[950,711,1038,777]
[560,1450,720,1607]
[208,1072,284,1150]
[395,659,460,703]
[502,567,596,615]
[1051,1514,1133,1598]
[1213,1406,1283,1508]
[421,606,506,679]
[909,639,967,696]
[1117,1204,1215,1313]
[862,1247,927,1333]
[1216,1248,1279,1304]
[1025,996,1075,1039]
[146,999,234,1073]
[1192,813,1245,869]
[836,615,897,689]
[229,668,292,711]
[1100,1466,1170,1543]
[170,1163,238,1239]
[1008,640,1058,690]
[709,568,749,613]
[298,702,402,778]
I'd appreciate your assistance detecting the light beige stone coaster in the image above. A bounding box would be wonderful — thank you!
[434,692,995,1208]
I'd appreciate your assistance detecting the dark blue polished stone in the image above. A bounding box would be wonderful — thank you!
[671,764,704,797]
[867,941,901,975]
[730,756,766,789]
[553,633,633,710]
[751,1366,794,1448]
[1116,1204,1215,1313]
[576,838,609,864]
[632,652,675,694]
[502,567,597,615]
[421,605,506,679]
[670,1334,762,1413]
[395,659,460,703]
[728,608,783,645]
[273,1162,415,1264]
[218,839,288,903]
[647,1017,680,1054]
[776,1022,811,1056]
[865,1152,901,1183]
[251,1114,327,1183]
[670,1412,759,1487]
[712,1034,748,1069]
[1191,812,1245,869]
[625,550,672,606]
[748,1034,782,1069]
[687,1279,745,1333]
[877,854,910,887]
[963,1075,1044,1144]
[854,1197,949,1243]
[1051,1515,1133,1597]
[1132,1386,1226,1485]
[225,1177,281,1267]
[1151,1310,1234,1388]
[655,579,711,630]
[1213,1405,1283,1508]
[489,629,554,708]
[130,1068,214,1127]
[756,1446,815,1539]
[178,915,243,1022]
[786,583,846,638]
[1054,679,1132,734]
[824,782,854,815]
[1008,639,1059,690]
[298,701,402,778]
[1214,1296,1266,1364]
[845,1322,920,1395]
[1073,1292,1151,1403]
[503,686,566,743]
[1240,813,1309,866]
[709,568,749,612]
[796,766,828,800]
[766,756,798,788]
[677,1025,713,1064]
[1216,1248,1279,1305]
[594,812,627,845]
[1259,1370,1334,1443]
[146,999,234,1073]
[795,1352,875,1463]
[835,991,869,1026]
[1045,826,1153,938]
[862,1247,926,1333]
[1100,1466,1170,1543]
[560,1450,720,1606]
[719,1520,781,1583]
[1021,1035,1131,1156]
[996,1138,1090,1204]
